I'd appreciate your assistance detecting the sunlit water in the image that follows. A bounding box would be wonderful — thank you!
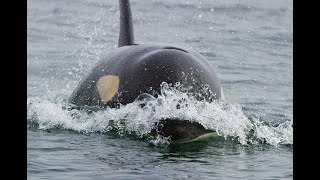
[27,0,293,179]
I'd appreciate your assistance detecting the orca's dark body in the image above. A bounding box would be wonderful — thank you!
[69,45,222,108]
[68,0,223,142]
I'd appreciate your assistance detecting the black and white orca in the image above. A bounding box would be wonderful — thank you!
[69,0,224,143]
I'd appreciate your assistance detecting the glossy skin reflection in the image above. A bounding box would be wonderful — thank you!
[68,0,223,142]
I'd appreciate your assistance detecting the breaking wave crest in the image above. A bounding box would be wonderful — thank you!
[27,82,292,146]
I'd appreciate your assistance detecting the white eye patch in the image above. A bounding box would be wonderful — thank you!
[96,75,120,103]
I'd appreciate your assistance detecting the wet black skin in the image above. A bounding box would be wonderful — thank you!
[68,45,222,108]
[68,0,222,142]
[150,119,215,143]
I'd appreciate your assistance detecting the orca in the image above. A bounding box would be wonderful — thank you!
[68,0,224,143]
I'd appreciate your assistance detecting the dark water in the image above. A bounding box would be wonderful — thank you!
[27,0,292,179]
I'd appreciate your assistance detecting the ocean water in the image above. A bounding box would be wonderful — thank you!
[27,0,293,179]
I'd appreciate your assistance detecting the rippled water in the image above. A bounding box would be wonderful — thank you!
[27,0,292,179]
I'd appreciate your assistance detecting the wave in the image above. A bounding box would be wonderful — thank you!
[27,82,292,146]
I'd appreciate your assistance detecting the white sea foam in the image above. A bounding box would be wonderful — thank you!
[27,82,292,146]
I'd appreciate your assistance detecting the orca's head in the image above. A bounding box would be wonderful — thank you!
[150,119,217,143]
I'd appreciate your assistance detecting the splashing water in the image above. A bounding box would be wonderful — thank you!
[27,82,292,146]
[27,3,292,147]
